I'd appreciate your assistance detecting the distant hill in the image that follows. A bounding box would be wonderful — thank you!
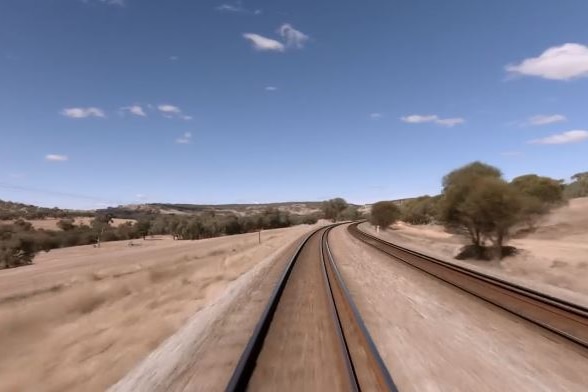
[98,201,335,219]
[0,200,92,220]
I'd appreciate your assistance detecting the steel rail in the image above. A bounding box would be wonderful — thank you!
[349,222,588,349]
[225,225,328,391]
[226,224,398,391]
[323,227,399,391]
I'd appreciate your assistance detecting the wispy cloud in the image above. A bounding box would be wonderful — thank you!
[60,107,105,119]
[265,86,278,91]
[243,33,285,52]
[216,3,261,15]
[176,131,192,144]
[506,43,588,81]
[278,24,309,49]
[401,114,465,127]
[526,114,567,126]
[158,104,181,114]
[121,105,146,117]
[46,154,68,162]
[84,0,126,6]
[529,130,588,145]
[369,113,383,119]
[158,104,192,120]
[243,24,309,53]
[136,193,147,200]
[169,56,179,61]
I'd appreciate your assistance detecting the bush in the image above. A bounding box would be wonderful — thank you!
[401,196,439,225]
[370,201,401,230]
[564,172,588,199]
[322,198,348,222]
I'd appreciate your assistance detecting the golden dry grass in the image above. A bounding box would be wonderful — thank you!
[0,225,312,391]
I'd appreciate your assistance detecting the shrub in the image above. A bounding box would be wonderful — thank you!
[370,201,401,230]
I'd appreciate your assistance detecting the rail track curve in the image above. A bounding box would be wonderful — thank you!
[226,224,397,391]
[348,222,588,349]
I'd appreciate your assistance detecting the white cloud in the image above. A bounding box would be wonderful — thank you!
[176,131,192,144]
[169,56,179,61]
[265,86,278,91]
[157,104,192,120]
[61,107,105,119]
[216,3,261,15]
[158,104,181,114]
[401,114,465,127]
[217,4,242,12]
[46,154,68,162]
[529,130,588,145]
[527,114,567,126]
[506,43,588,81]
[121,105,146,117]
[401,115,438,123]
[369,113,383,119]
[243,33,285,52]
[278,24,309,49]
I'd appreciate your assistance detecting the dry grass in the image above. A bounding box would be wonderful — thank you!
[9,217,136,231]
[363,197,588,305]
[0,224,313,391]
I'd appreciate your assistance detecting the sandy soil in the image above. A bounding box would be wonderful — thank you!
[6,217,135,230]
[329,224,588,391]
[0,225,314,391]
[361,197,588,307]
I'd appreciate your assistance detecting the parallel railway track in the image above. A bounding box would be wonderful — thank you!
[348,222,588,349]
[226,225,397,391]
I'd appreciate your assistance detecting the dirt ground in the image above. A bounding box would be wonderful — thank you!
[0,225,314,391]
[329,225,588,391]
[362,197,588,306]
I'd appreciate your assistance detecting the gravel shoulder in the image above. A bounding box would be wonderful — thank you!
[328,224,588,392]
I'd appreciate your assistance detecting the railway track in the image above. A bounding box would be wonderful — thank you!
[226,225,397,391]
[348,222,588,349]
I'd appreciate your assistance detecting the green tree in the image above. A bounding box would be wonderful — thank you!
[339,206,362,221]
[322,198,348,222]
[91,213,113,247]
[462,177,522,259]
[439,162,502,248]
[564,171,588,198]
[135,219,152,240]
[438,162,527,259]
[510,174,565,228]
[401,196,440,225]
[369,201,401,230]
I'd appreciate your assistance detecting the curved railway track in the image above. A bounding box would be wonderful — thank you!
[226,225,397,391]
[348,222,588,349]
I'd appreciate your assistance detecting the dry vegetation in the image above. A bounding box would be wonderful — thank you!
[10,217,135,230]
[363,197,588,305]
[0,225,313,391]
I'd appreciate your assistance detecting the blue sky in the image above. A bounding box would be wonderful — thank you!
[1,0,588,209]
